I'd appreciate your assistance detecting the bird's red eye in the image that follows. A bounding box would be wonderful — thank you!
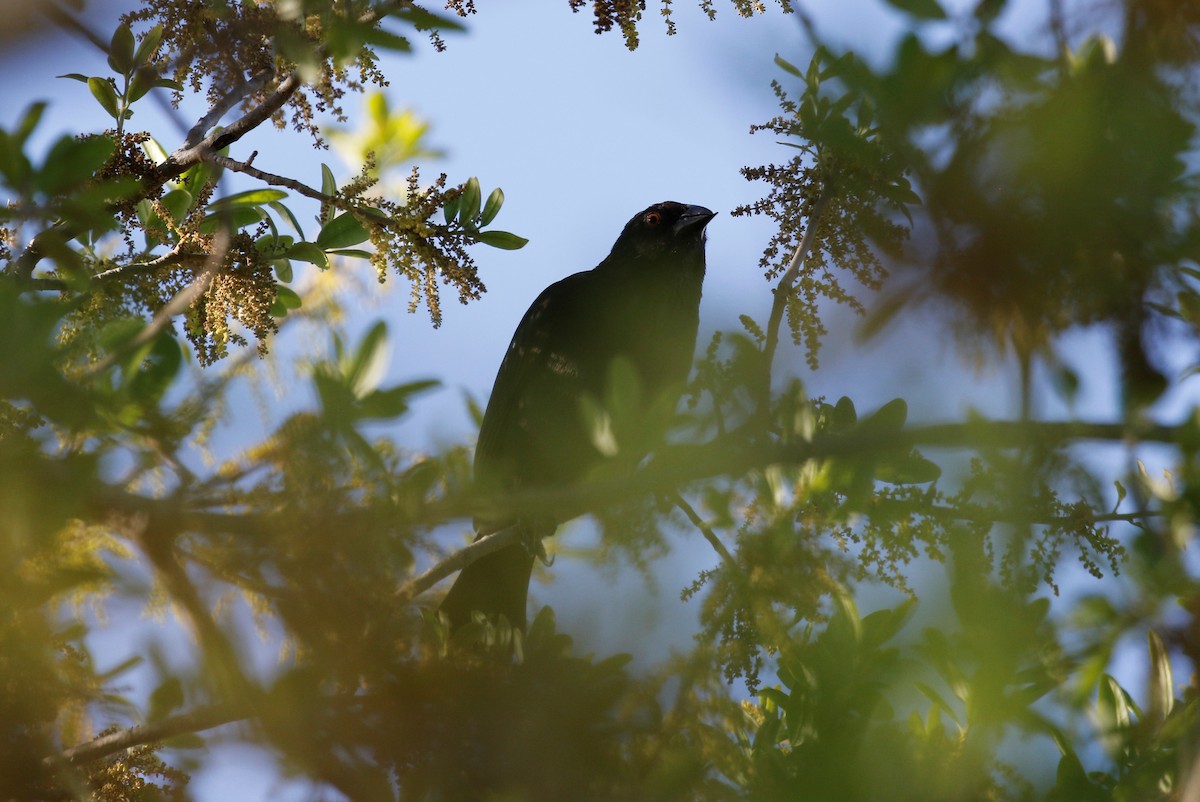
[645,212,662,226]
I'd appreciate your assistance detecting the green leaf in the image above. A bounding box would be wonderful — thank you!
[199,206,265,233]
[319,160,338,217]
[142,136,169,167]
[325,248,372,259]
[159,188,193,221]
[207,188,288,211]
[862,397,908,431]
[475,230,528,250]
[87,77,121,119]
[268,201,305,238]
[876,450,942,484]
[13,101,46,146]
[273,259,293,283]
[57,73,90,83]
[480,187,504,226]
[442,195,460,225]
[1148,630,1174,718]
[108,23,136,74]
[832,396,857,428]
[155,78,184,91]
[361,25,413,53]
[347,321,389,398]
[774,53,804,78]
[357,380,439,420]
[1097,674,1132,731]
[0,132,30,188]
[882,0,948,19]
[128,64,160,102]
[97,317,145,354]
[458,176,481,224]
[133,24,164,66]
[128,331,182,404]
[287,241,329,268]
[147,676,184,722]
[37,134,115,194]
[272,285,302,317]
[316,212,370,249]
[320,163,337,206]
[392,6,467,32]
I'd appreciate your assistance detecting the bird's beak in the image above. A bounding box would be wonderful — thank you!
[673,205,717,237]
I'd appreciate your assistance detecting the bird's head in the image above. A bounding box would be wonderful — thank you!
[605,201,716,263]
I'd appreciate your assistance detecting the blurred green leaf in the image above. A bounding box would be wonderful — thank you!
[1148,630,1174,719]
[881,0,947,21]
[392,6,467,32]
[347,321,389,398]
[13,101,46,146]
[147,676,184,722]
[37,134,115,194]
[358,380,439,420]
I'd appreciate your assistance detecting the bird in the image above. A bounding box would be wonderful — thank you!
[439,201,716,632]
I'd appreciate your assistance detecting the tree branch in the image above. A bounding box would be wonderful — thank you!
[184,69,277,150]
[671,490,738,569]
[84,417,1184,560]
[57,701,246,765]
[8,73,303,281]
[93,241,209,282]
[154,72,303,185]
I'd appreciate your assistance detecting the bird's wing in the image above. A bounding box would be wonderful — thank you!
[474,270,597,491]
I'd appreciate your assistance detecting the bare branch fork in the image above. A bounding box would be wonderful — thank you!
[8,71,303,280]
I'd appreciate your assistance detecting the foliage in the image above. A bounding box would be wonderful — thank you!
[3,1,1200,801]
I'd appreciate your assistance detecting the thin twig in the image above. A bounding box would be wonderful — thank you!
[671,490,738,569]
[395,523,525,604]
[92,241,208,282]
[760,191,831,412]
[206,152,334,204]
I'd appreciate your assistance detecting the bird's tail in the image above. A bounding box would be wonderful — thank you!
[438,542,535,632]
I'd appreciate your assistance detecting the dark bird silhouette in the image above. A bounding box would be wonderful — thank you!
[439,201,716,631]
